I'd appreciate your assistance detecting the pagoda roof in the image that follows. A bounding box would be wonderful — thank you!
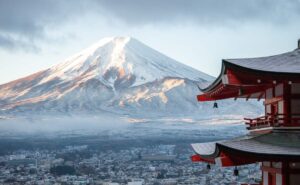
[225,48,300,74]
[198,47,300,101]
[191,130,300,166]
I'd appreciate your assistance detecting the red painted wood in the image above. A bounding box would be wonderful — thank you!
[264,96,283,105]
[288,168,300,174]
[190,154,215,164]
[261,166,282,174]
[197,84,272,101]
[197,94,215,101]
[194,63,300,185]
[244,114,300,130]
[216,155,235,167]
[224,64,300,86]
[198,64,300,102]
[190,154,201,162]
[269,173,276,185]
[283,83,291,128]
[282,162,289,185]
[216,152,258,167]
[227,69,242,85]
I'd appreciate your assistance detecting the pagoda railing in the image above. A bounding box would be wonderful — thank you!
[244,114,300,130]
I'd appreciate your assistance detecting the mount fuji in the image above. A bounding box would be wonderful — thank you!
[0,37,262,118]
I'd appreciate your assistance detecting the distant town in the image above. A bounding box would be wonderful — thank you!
[0,142,261,185]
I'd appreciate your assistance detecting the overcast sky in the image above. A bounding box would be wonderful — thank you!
[1,0,300,84]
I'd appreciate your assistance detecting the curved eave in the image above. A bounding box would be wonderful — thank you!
[217,143,300,161]
[191,142,220,160]
[192,131,300,166]
[191,141,257,166]
[224,48,300,75]
[202,47,300,93]
[223,59,300,77]
[198,58,300,102]
[202,59,300,94]
[191,142,300,166]
[199,61,226,93]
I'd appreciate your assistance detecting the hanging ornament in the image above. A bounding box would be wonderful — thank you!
[233,166,239,176]
[206,164,211,170]
[213,101,218,108]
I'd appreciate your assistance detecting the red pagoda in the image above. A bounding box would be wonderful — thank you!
[191,40,300,185]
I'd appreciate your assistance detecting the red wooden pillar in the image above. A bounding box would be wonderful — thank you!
[261,161,290,185]
[268,172,276,185]
[282,162,290,185]
[283,82,291,126]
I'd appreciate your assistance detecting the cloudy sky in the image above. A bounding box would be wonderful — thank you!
[1,0,300,84]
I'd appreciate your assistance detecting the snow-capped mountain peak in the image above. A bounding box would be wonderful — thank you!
[0,36,262,117]
[40,36,213,88]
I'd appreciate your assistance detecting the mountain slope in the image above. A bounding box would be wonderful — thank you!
[0,37,262,117]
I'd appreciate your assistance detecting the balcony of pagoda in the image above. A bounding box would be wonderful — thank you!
[244,114,300,131]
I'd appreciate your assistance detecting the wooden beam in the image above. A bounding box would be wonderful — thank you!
[215,152,257,167]
[291,94,300,99]
[288,168,300,174]
[246,94,252,101]
[258,92,265,101]
[264,96,283,105]
[197,94,216,102]
[261,166,282,174]
[190,154,215,164]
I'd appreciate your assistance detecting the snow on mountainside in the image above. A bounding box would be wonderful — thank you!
[0,37,262,118]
